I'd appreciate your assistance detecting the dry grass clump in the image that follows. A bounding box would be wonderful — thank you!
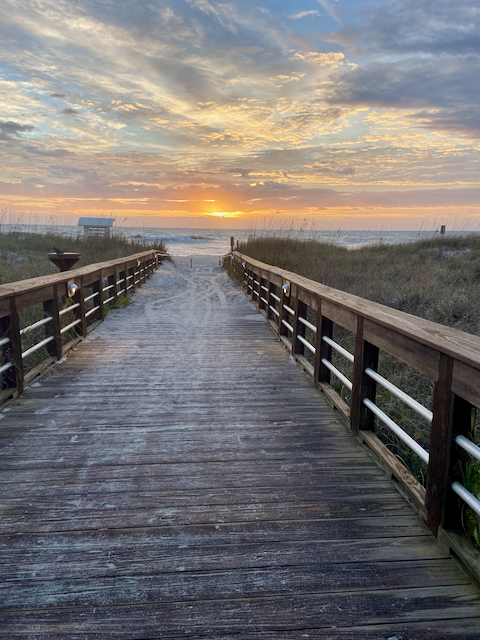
[0,232,168,285]
[238,235,480,334]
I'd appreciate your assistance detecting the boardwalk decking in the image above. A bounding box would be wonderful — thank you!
[1,257,480,638]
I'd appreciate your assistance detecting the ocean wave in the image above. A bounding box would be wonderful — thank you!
[141,234,209,243]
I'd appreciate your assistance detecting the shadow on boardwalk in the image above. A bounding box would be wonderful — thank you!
[1,256,480,638]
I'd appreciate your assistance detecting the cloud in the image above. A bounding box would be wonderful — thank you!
[323,55,480,136]
[289,10,322,20]
[0,0,479,223]
[0,120,35,141]
[291,51,344,67]
[317,0,343,25]
[0,121,35,135]
[328,0,480,56]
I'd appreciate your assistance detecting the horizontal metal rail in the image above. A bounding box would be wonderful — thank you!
[452,481,480,517]
[102,284,115,292]
[283,304,295,316]
[363,398,430,464]
[282,319,294,333]
[270,292,280,302]
[298,316,317,333]
[19,316,53,336]
[298,334,315,355]
[456,435,480,463]
[60,319,82,335]
[103,296,115,305]
[261,285,269,293]
[0,361,12,375]
[85,305,100,318]
[84,291,99,302]
[254,280,260,286]
[21,336,55,360]
[365,367,433,422]
[247,284,253,291]
[269,305,280,317]
[0,337,11,348]
[260,297,268,305]
[322,335,354,363]
[126,284,134,291]
[59,303,80,316]
[116,278,125,285]
[321,358,353,391]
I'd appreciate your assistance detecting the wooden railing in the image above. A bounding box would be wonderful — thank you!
[233,250,480,579]
[0,250,166,406]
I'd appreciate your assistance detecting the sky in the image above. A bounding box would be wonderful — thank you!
[1,0,480,229]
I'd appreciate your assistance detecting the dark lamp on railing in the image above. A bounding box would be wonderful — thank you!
[137,259,141,266]
[282,283,290,297]
[242,261,246,268]
[68,283,78,298]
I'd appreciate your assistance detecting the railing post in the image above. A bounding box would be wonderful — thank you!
[130,261,136,293]
[315,305,333,385]
[258,276,266,312]
[77,276,88,338]
[109,271,117,304]
[123,263,128,295]
[293,294,306,356]
[278,283,286,336]
[350,316,379,435]
[43,285,62,360]
[7,297,24,395]
[425,354,474,534]
[94,270,105,321]
[267,280,275,321]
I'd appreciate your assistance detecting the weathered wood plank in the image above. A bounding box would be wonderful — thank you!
[1,585,480,637]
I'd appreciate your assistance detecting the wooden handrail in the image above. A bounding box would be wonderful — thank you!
[233,250,480,578]
[0,250,167,406]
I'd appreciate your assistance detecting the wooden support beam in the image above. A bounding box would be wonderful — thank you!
[293,297,307,357]
[351,316,379,435]
[6,297,23,395]
[317,315,333,385]
[77,276,88,338]
[426,353,475,535]
[42,285,62,361]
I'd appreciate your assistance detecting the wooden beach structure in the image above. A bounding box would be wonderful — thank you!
[1,249,480,637]
[78,216,115,239]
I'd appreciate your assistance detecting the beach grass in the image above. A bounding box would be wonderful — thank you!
[0,231,169,285]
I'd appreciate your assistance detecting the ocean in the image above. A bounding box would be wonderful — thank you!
[1,224,478,257]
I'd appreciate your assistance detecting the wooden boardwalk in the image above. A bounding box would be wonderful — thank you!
[1,256,480,638]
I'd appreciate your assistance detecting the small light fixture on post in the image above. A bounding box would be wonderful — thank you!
[68,282,79,298]
[282,282,290,297]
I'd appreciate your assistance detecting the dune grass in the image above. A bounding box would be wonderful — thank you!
[0,232,168,285]
[238,234,480,334]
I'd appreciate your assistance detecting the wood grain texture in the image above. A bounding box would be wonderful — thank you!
[0,256,479,638]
